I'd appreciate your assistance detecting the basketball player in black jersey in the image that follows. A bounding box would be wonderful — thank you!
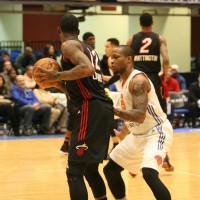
[34,14,114,200]
[127,12,174,172]
[59,32,96,154]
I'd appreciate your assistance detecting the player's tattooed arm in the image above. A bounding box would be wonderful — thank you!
[60,40,95,80]
[114,73,150,123]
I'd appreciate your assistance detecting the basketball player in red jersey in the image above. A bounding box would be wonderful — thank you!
[127,13,174,171]
[34,14,114,200]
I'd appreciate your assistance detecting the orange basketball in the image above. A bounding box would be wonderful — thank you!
[33,58,62,89]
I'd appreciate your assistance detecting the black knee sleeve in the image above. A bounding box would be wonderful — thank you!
[103,159,125,199]
[142,168,171,200]
[66,168,88,200]
[84,164,106,198]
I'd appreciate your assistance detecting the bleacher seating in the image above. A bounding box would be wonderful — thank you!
[10,49,22,63]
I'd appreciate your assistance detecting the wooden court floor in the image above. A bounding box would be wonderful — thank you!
[0,131,200,200]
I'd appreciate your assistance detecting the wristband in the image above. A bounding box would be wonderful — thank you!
[58,73,62,82]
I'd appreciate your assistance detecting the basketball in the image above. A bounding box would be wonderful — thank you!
[33,57,62,89]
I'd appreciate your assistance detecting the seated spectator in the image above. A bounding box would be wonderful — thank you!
[43,43,57,60]
[15,46,36,74]
[159,71,174,124]
[0,74,20,136]
[171,64,187,90]
[6,68,17,90]
[0,52,15,72]
[11,75,51,135]
[166,67,181,92]
[23,65,36,89]
[33,84,67,133]
[0,61,14,90]
[187,73,200,127]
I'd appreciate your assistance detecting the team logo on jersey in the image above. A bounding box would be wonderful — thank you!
[155,155,162,166]
[76,143,88,157]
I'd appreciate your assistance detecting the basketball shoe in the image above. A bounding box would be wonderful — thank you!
[162,155,174,171]
[60,141,69,155]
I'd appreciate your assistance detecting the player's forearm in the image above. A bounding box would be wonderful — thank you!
[162,61,170,81]
[114,108,146,123]
[59,65,95,81]
[163,62,169,74]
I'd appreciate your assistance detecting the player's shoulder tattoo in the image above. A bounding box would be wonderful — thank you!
[131,76,147,96]
[133,79,145,96]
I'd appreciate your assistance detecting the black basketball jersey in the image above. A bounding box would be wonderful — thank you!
[131,32,161,73]
[61,40,112,106]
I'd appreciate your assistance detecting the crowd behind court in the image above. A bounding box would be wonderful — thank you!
[0,35,200,137]
[0,44,68,136]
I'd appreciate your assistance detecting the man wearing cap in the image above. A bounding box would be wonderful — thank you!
[171,64,187,90]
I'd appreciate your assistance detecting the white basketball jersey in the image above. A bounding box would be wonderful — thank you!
[120,69,167,135]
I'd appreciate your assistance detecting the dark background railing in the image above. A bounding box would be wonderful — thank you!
[0,40,61,53]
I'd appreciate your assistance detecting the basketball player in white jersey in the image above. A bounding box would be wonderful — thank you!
[103,45,173,200]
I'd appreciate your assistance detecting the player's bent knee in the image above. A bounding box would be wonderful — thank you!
[103,159,123,180]
[142,167,158,178]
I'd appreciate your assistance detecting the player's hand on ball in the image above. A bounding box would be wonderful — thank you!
[34,64,58,83]
[33,58,63,90]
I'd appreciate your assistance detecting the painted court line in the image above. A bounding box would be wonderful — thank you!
[175,170,200,177]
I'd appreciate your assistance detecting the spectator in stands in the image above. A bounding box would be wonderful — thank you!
[82,32,95,49]
[0,74,20,136]
[171,64,187,90]
[159,71,174,123]
[0,61,14,90]
[43,43,57,60]
[23,65,36,89]
[166,67,181,92]
[11,75,51,135]
[33,84,67,133]
[0,52,15,72]
[15,46,36,74]
[6,68,17,90]
[187,73,200,128]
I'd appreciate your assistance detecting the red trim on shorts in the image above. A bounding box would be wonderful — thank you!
[76,79,92,99]
[78,100,89,141]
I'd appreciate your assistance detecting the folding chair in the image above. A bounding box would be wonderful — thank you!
[169,91,190,128]
[0,115,12,135]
